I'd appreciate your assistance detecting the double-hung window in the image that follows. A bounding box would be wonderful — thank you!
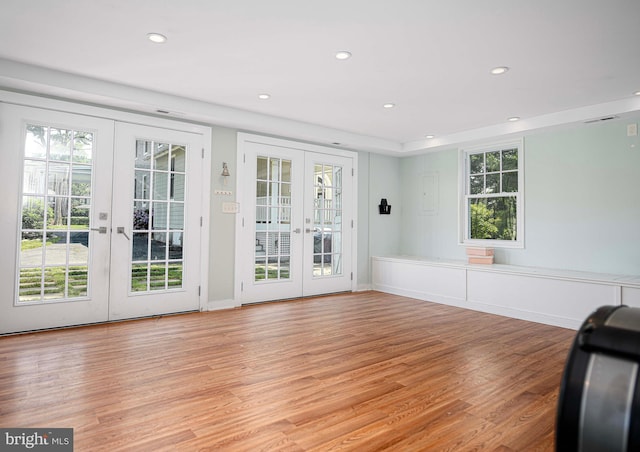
[461,140,524,248]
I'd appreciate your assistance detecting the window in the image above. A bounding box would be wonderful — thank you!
[461,140,523,248]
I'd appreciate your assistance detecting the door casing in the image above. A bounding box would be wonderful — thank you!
[235,133,358,305]
[0,92,212,334]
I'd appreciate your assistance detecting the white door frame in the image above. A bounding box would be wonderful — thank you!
[235,133,358,305]
[0,91,212,334]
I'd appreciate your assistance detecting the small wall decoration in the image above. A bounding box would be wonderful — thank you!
[379,198,391,215]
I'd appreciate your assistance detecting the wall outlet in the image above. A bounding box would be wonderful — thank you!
[628,123,638,137]
[222,202,239,214]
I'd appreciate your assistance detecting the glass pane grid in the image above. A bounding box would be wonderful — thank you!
[468,197,518,241]
[466,146,520,242]
[254,156,292,282]
[131,140,186,293]
[312,164,342,278]
[468,149,519,196]
[18,124,93,303]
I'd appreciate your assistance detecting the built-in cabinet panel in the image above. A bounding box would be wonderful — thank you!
[623,287,640,308]
[372,258,466,305]
[466,270,613,328]
[372,256,640,329]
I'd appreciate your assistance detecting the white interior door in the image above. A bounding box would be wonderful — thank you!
[237,134,355,304]
[0,102,207,334]
[109,122,204,320]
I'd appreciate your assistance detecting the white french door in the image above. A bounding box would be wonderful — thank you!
[0,104,114,333]
[0,102,206,334]
[237,134,355,304]
[109,123,203,320]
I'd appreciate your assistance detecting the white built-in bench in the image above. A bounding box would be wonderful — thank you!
[372,255,640,329]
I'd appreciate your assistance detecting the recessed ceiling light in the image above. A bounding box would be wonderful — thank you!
[258,93,271,100]
[491,66,509,75]
[425,134,435,139]
[634,90,640,96]
[335,51,352,60]
[508,116,520,122]
[383,103,396,109]
[147,33,167,43]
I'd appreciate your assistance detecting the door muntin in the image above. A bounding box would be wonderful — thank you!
[131,140,187,294]
[18,123,96,304]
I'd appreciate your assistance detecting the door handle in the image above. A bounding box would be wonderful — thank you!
[117,227,130,240]
[90,226,108,234]
[293,228,301,234]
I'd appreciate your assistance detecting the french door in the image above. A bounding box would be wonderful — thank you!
[0,103,206,334]
[109,122,204,320]
[237,134,355,304]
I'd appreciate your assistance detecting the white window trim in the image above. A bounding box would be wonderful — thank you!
[458,139,525,249]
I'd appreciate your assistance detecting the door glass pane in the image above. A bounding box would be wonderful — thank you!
[135,170,151,200]
[154,172,169,200]
[25,125,47,159]
[312,164,342,277]
[152,202,168,230]
[154,143,170,170]
[255,156,292,282]
[131,263,148,292]
[133,201,150,230]
[18,123,93,303]
[73,131,93,164]
[130,139,186,292]
[132,232,149,260]
[171,145,186,171]
[23,160,47,194]
[48,163,70,195]
[45,231,68,266]
[49,128,72,161]
[150,263,167,290]
[71,165,91,196]
[282,160,291,182]
[135,141,152,169]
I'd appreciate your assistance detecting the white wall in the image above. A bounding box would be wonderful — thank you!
[399,148,464,261]
[357,152,371,289]
[368,154,402,259]
[395,117,640,276]
[208,126,238,307]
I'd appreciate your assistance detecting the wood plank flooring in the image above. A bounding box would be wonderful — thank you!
[0,291,576,451]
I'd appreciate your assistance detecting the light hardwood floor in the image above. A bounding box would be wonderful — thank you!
[0,291,575,451]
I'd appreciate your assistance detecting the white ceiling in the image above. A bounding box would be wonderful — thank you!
[1,0,640,153]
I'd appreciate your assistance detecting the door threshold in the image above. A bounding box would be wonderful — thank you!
[241,290,353,307]
[1,310,200,337]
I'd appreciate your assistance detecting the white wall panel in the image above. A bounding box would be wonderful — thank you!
[372,256,639,330]
[372,258,465,304]
[623,287,640,308]
[467,270,614,328]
